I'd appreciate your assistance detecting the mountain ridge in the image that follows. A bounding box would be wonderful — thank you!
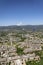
[0,25,43,31]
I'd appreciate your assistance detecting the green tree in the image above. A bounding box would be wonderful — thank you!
[16,47,24,55]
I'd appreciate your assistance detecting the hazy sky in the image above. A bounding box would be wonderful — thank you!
[0,0,43,26]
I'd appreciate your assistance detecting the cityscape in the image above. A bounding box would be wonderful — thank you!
[0,0,43,65]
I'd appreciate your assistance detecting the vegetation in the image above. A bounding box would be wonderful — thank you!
[6,62,11,65]
[34,51,42,57]
[25,51,43,65]
[26,58,43,65]
[16,46,24,55]
[0,31,7,37]
[20,37,26,42]
[41,46,43,50]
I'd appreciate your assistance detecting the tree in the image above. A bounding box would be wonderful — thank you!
[16,46,24,55]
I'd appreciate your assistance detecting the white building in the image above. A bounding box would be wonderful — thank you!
[15,59,22,65]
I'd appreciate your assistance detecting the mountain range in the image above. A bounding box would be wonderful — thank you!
[0,25,43,32]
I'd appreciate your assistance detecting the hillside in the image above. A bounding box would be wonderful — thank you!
[0,25,43,31]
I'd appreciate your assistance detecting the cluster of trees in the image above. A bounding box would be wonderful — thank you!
[26,58,43,65]
[0,31,7,37]
[16,46,24,55]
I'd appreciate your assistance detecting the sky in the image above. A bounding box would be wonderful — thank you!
[0,0,43,26]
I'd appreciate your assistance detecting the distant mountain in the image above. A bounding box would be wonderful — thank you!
[0,25,43,32]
